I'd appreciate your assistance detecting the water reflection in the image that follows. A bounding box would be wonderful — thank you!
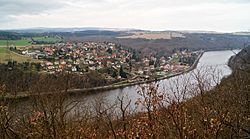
[73,50,240,112]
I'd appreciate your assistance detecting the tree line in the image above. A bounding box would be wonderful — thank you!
[0,47,249,138]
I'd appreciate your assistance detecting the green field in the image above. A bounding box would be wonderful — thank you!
[0,36,61,63]
[0,36,62,47]
[0,47,7,53]
[0,39,31,47]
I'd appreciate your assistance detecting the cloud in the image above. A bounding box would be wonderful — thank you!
[0,0,66,23]
[0,0,250,32]
[1,0,249,18]
[222,0,250,3]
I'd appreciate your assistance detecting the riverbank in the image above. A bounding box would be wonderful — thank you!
[0,51,204,100]
[0,49,247,139]
[70,51,204,93]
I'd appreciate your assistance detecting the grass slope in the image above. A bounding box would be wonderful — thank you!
[0,39,31,47]
[0,47,39,63]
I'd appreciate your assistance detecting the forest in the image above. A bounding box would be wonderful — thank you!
[0,46,249,138]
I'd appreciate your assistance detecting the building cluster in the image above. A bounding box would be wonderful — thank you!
[131,50,198,80]
[21,42,131,74]
[19,41,199,81]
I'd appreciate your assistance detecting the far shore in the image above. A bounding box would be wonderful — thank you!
[0,51,204,101]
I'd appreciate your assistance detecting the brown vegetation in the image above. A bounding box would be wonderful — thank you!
[66,33,249,57]
[0,63,110,95]
[0,48,249,138]
[117,31,185,40]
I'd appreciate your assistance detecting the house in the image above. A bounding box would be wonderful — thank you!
[45,62,53,66]
[22,50,28,55]
[72,67,77,72]
[47,66,54,70]
[60,61,66,65]
[150,65,155,70]
[54,61,59,65]
[111,53,117,58]
[89,66,96,70]
[27,52,37,57]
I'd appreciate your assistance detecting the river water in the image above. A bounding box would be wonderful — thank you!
[68,49,240,112]
[11,49,240,115]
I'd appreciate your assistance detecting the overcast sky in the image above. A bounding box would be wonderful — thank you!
[0,0,250,32]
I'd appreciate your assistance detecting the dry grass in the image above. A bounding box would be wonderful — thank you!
[0,47,40,63]
[118,31,185,40]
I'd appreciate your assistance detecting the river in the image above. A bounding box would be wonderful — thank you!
[66,49,240,112]
[10,49,240,115]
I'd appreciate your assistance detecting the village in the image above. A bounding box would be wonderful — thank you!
[11,41,200,83]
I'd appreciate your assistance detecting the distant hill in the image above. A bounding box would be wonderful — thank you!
[233,32,250,35]
[50,30,128,37]
[2,27,137,33]
[66,31,250,57]
[229,45,250,71]
[0,31,21,40]
[1,29,250,58]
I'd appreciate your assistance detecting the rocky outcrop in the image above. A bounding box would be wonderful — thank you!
[229,46,250,71]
